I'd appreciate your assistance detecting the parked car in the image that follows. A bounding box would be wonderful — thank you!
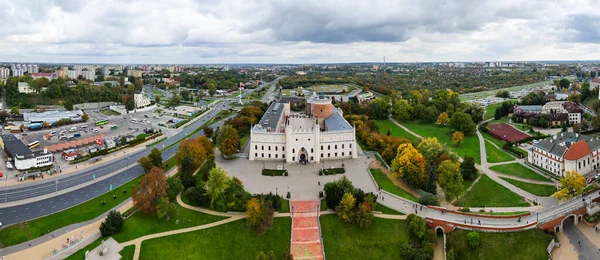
[59,136,67,140]
[74,133,81,138]
[50,131,57,136]
[92,129,100,133]
[588,177,597,184]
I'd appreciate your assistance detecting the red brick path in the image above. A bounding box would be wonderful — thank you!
[291,200,324,260]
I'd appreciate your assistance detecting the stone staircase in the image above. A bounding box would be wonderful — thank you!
[290,200,324,260]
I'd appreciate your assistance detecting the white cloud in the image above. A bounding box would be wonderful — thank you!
[0,0,598,63]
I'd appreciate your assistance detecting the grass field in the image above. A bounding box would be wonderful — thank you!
[399,121,481,164]
[65,237,103,260]
[501,178,556,197]
[484,103,503,120]
[99,108,121,116]
[461,80,554,101]
[120,245,135,260]
[488,116,510,125]
[0,175,142,248]
[458,174,529,207]
[320,214,410,260]
[369,168,419,202]
[310,84,359,93]
[485,141,514,163]
[374,204,404,215]
[490,163,551,182]
[376,119,418,141]
[461,173,481,195]
[481,131,506,148]
[139,218,291,260]
[447,229,554,260]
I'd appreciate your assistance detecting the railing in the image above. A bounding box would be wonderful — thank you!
[41,234,89,259]
[317,201,326,260]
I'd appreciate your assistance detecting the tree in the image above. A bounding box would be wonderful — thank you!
[419,193,440,206]
[132,167,168,214]
[10,106,19,115]
[451,131,464,146]
[436,112,449,126]
[559,78,570,89]
[169,94,181,106]
[206,166,230,206]
[367,98,390,120]
[81,113,89,121]
[449,112,476,135]
[149,148,163,168]
[180,154,196,188]
[99,210,124,237]
[462,103,484,123]
[176,138,208,170]
[573,123,581,133]
[203,126,214,138]
[553,170,585,200]
[392,99,412,122]
[406,214,427,240]
[256,250,276,260]
[0,110,9,122]
[437,161,463,203]
[460,156,477,181]
[208,83,217,96]
[568,94,581,103]
[391,143,427,189]
[336,192,355,223]
[184,186,211,207]
[166,177,184,201]
[417,137,444,163]
[135,78,143,92]
[157,197,175,219]
[581,120,589,132]
[467,231,481,249]
[218,124,240,156]
[354,194,376,228]
[64,100,74,110]
[323,176,355,209]
[137,156,154,173]
[246,198,274,234]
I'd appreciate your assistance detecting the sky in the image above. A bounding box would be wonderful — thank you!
[1,0,599,64]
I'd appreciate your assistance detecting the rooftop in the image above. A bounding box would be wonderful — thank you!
[564,140,592,160]
[255,102,285,132]
[0,134,32,157]
[324,109,352,131]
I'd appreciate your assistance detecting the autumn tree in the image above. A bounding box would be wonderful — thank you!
[417,138,444,163]
[437,161,463,203]
[206,166,230,206]
[10,106,19,115]
[451,131,464,146]
[246,198,274,234]
[436,112,449,126]
[81,113,89,121]
[137,156,154,172]
[149,148,163,168]
[176,138,207,169]
[392,143,427,189]
[393,99,412,122]
[132,167,168,214]
[449,112,476,135]
[553,170,585,200]
[217,124,240,156]
[157,197,175,219]
[336,192,356,223]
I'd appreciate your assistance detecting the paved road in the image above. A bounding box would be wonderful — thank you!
[562,220,600,260]
[0,77,277,226]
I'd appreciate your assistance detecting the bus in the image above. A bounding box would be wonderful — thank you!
[96,119,109,126]
[28,141,40,149]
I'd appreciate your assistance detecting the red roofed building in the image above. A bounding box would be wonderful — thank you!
[61,151,78,161]
[529,132,600,176]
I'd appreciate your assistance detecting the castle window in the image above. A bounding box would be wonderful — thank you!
[293,156,295,161]
[349,143,352,148]
[261,146,264,150]
[268,146,271,151]
[268,154,271,158]
[262,153,264,158]
[335,152,337,157]
[335,145,337,149]
[275,146,278,151]
[328,145,330,150]
[328,153,330,157]
[342,152,345,156]
[255,153,257,157]
[255,145,257,150]
[282,146,285,151]
[311,156,314,161]
[342,144,344,149]
[275,154,278,158]
[321,145,323,150]
[293,148,295,153]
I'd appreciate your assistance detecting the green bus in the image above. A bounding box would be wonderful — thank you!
[96,119,109,126]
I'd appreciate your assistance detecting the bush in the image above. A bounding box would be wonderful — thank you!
[418,193,440,206]
[166,177,184,201]
[460,207,470,212]
[99,210,124,237]
[199,156,216,182]
[467,231,481,249]
[255,193,282,211]
[286,192,291,199]
[584,211,600,223]
[261,169,288,176]
[184,186,211,208]
[323,176,354,209]
[319,191,324,198]
[319,168,345,175]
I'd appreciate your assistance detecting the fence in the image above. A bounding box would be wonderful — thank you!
[42,233,94,260]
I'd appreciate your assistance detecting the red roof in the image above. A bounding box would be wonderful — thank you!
[593,78,600,84]
[564,140,591,160]
[33,73,54,77]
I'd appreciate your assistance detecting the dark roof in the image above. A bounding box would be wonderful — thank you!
[257,101,285,130]
[0,134,32,158]
[324,110,352,131]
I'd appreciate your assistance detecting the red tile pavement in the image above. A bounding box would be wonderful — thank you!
[292,200,320,213]
[292,228,320,241]
[291,200,324,260]
[293,216,319,229]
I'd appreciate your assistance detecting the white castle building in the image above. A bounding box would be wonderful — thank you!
[249,95,357,163]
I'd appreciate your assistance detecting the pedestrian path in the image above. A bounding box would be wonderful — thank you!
[291,200,324,260]
[494,173,555,185]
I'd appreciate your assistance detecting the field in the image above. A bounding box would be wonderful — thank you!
[369,168,419,202]
[374,204,404,215]
[320,215,411,260]
[446,229,554,260]
[482,131,506,148]
[458,174,529,207]
[484,102,503,120]
[461,80,554,101]
[488,123,530,142]
[376,119,418,141]
[485,142,514,163]
[489,163,551,182]
[139,218,291,260]
[99,108,121,116]
[399,121,481,164]
[310,84,359,93]
[501,178,556,197]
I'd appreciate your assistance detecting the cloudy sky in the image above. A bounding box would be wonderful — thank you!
[1,0,599,64]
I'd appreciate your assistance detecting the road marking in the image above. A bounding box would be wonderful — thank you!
[37,204,42,207]
[60,197,64,200]
[11,210,15,212]
[49,201,53,204]
[52,206,56,209]
[40,209,44,212]
[25,207,29,210]
[64,202,67,205]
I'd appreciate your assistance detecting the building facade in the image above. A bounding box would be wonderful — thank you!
[528,132,600,177]
[134,92,151,108]
[249,96,357,163]
[0,134,53,170]
[0,67,9,79]
[18,82,35,94]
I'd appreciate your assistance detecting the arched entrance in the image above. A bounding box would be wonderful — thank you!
[559,215,576,233]
[436,227,444,236]
[298,148,308,164]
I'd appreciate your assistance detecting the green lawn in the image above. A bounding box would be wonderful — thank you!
[485,141,514,163]
[65,237,103,260]
[374,204,404,215]
[490,163,551,182]
[99,108,121,116]
[320,200,328,211]
[484,103,503,120]
[240,134,249,149]
[461,173,480,195]
[488,116,510,125]
[120,245,135,260]
[447,229,554,260]
[280,199,290,213]
[501,178,556,197]
[163,156,178,172]
[0,176,142,248]
[139,218,291,260]
[112,203,227,243]
[321,214,410,260]
[400,121,481,164]
[472,211,529,216]
[369,168,419,202]
[458,175,529,207]
[481,131,506,148]
[376,119,418,141]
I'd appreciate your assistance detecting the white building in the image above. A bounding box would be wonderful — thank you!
[249,95,357,163]
[127,69,143,78]
[0,134,53,170]
[0,67,9,79]
[12,68,24,77]
[528,132,600,177]
[18,82,35,94]
[134,92,151,108]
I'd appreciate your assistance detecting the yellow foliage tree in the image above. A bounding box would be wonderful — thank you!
[436,112,449,126]
[391,143,427,189]
[451,131,464,146]
[336,192,356,223]
[553,170,586,200]
[417,137,444,162]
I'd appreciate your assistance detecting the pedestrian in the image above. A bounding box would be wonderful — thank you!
[415,209,417,214]
[318,181,320,186]
[420,206,423,211]
[382,196,384,201]
[113,195,116,199]
[478,220,481,225]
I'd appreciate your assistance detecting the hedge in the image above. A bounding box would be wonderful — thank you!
[262,169,288,176]
[319,168,345,175]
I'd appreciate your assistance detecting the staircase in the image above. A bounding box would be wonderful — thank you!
[290,200,324,260]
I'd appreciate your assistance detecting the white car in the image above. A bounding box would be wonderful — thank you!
[92,129,100,133]
[49,131,57,136]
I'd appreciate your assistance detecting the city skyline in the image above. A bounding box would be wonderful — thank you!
[0,0,599,64]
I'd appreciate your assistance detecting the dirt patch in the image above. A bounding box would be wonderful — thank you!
[369,160,421,199]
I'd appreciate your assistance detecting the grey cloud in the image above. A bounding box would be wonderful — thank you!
[567,14,600,43]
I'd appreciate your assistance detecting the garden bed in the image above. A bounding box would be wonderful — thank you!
[319,168,345,175]
[262,169,288,176]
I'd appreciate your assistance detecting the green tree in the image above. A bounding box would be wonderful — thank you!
[462,103,484,123]
[218,124,240,156]
[323,176,355,209]
[437,161,463,203]
[166,177,184,201]
[99,210,124,237]
[336,192,356,223]
[206,166,230,205]
[449,112,476,135]
[392,99,412,122]
[180,154,196,188]
[157,197,175,219]
[367,98,390,120]
[208,83,217,96]
[467,231,481,249]
[460,156,477,181]
[81,112,89,121]
[406,214,427,240]
[559,78,570,89]
[149,148,163,167]
[137,156,154,173]
[64,100,74,110]
[10,106,19,115]
[417,137,444,163]
[246,198,274,234]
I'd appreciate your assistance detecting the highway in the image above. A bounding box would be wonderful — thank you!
[0,77,281,226]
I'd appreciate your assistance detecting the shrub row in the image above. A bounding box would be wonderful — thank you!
[319,168,345,175]
[262,169,288,176]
